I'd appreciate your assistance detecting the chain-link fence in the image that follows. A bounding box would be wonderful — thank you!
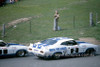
[0,12,100,43]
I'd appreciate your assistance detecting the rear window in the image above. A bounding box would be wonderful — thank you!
[41,39,57,45]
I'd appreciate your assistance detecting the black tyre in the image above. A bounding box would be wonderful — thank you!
[16,50,26,57]
[53,53,62,59]
[85,49,96,56]
[37,56,44,59]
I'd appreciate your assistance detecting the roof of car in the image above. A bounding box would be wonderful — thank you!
[49,37,74,41]
[0,40,4,42]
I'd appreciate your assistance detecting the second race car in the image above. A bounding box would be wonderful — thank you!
[28,37,98,59]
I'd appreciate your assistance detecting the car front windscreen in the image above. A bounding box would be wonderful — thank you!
[0,42,7,47]
[41,39,57,45]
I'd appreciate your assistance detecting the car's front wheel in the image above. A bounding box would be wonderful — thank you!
[16,50,26,57]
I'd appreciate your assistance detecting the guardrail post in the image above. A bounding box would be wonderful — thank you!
[2,24,5,37]
[29,20,32,33]
[96,13,98,25]
[73,16,75,28]
[89,12,94,26]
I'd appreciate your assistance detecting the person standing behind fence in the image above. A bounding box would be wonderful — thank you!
[53,10,60,31]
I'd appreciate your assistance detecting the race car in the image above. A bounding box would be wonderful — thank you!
[0,40,28,57]
[28,37,98,59]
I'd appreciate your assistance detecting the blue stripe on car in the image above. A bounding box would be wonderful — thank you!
[76,41,89,44]
[33,44,36,48]
[56,48,60,50]
[49,47,67,52]
[33,43,48,49]
[60,47,67,50]
[8,43,24,46]
[49,49,55,52]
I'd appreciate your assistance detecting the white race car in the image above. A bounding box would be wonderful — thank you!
[28,37,98,59]
[0,40,28,57]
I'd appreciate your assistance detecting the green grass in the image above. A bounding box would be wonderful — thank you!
[0,0,100,43]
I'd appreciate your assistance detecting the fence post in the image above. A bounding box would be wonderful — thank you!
[96,13,98,25]
[73,16,75,28]
[29,20,32,33]
[89,12,94,26]
[2,24,5,37]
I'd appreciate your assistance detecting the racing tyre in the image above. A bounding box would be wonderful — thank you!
[37,56,44,59]
[53,53,61,59]
[85,49,96,56]
[16,50,26,57]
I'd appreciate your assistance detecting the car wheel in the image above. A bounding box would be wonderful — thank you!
[85,49,96,56]
[53,53,61,59]
[37,56,44,59]
[16,50,25,57]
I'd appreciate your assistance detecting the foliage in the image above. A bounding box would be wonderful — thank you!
[0,0,100,43]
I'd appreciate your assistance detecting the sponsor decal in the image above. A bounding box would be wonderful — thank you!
[60,47,67,50]
[82,45,87,48]
[34,49,38,51]
[2,47,7,49]
[12,47,16,49]
[56,48,60,50]
[49,47,67,52]
[49,49,55,52]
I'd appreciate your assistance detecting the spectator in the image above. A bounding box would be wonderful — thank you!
[53,10,60,31]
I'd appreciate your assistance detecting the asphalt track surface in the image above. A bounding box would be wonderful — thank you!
[0,46,100,67]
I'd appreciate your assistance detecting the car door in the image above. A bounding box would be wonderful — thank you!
[61,40,80,56]
[60,41,74,56]
[67,40,85,54]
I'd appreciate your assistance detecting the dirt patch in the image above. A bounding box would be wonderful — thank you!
[0,17,32,30]
[79,37,100,45]
[7,17,32,27]
[0,15,42,31]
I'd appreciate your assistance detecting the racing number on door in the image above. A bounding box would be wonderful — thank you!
[75,48,79,53]
[70,48,79,54]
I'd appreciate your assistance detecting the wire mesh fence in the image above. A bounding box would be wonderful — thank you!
[0,13,100,43]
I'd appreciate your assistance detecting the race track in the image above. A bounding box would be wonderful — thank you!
[0,46,100,67]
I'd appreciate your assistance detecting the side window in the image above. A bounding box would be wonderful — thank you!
[0,42,7,47]
[68,40,77,45]
[61,40,77,46]
[61,42,68,45]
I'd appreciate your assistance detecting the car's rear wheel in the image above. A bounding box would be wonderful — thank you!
[85,49,96,56]
[16,50,26,57]
[53,53,62,59]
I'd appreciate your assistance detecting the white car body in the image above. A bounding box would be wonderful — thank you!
[0,40,28,57]
[28,37,98,59]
